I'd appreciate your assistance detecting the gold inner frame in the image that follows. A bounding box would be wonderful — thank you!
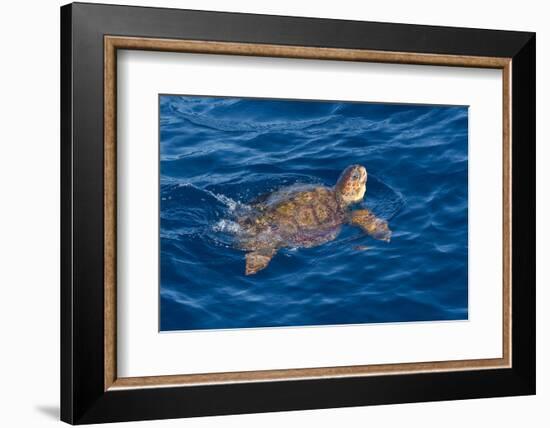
[104,35,512,391]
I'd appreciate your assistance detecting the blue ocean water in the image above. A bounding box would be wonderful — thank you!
[159,95,468,331]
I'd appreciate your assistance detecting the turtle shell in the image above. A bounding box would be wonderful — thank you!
[238,185,345,250]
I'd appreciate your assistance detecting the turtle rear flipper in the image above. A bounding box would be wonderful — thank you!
[349,209,391,242]
[245,249,277,275]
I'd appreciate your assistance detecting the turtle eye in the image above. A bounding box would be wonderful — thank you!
[351,171,360,181]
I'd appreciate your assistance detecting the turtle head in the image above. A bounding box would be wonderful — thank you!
[335,165,367,205]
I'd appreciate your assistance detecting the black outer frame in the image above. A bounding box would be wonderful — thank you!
[60,2,535,424]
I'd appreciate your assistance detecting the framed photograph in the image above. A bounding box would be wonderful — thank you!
[60,2,535,424]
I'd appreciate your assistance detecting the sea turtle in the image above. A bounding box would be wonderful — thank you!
[236,165,392,275]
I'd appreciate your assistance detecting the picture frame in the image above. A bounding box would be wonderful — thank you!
[60,2,535,424]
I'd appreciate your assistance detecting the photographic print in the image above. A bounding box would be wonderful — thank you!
[62,7,534,421]
[159,95,468,331]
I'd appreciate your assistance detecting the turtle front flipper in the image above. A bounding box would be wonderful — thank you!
[349,209,392,242]
[245,249,277,275]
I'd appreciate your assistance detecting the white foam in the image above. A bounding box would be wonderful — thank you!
[213,219,241,234]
